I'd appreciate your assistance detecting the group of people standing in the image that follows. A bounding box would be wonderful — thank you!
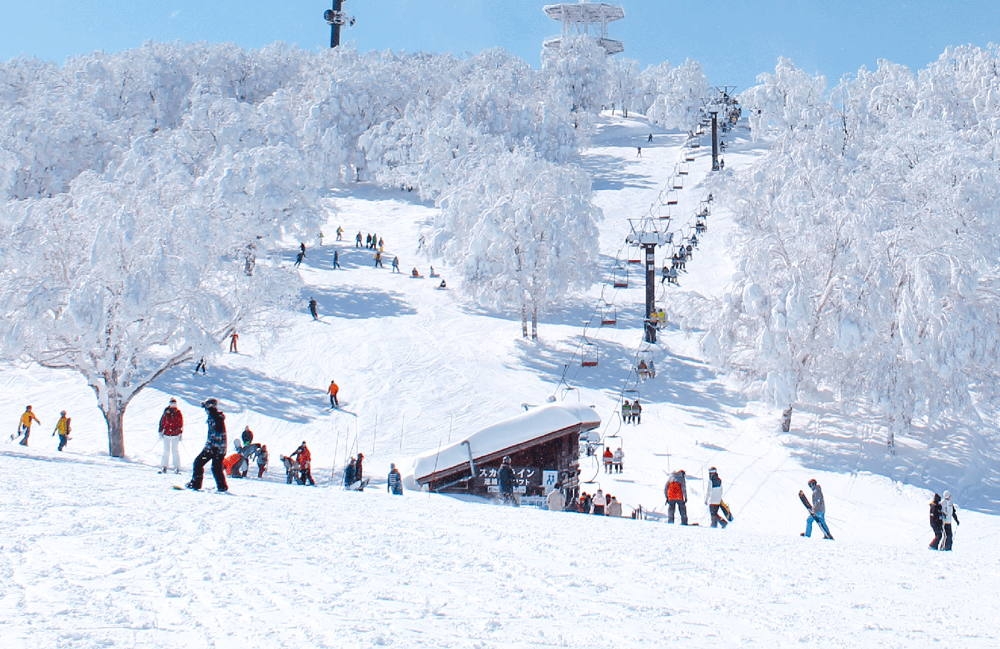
[929,491,960,551]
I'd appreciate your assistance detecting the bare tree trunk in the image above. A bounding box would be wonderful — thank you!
[531,305,538,340]
[521,304,528,338]
[781,406,793,433]
[102,395,126,457]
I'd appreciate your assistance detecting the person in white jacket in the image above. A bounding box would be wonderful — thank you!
[705,467,728,528]
[940,490,961,551]
[546,483,566,512]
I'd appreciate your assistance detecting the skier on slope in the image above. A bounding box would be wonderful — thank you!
[704,467,728,528]
[327,380,340,408]
[158,398,184,474]
[801,478,832,539]
[185,398,228,492]
[665,469,688,525]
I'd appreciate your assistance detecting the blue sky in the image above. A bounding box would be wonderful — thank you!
[2,1,998,90]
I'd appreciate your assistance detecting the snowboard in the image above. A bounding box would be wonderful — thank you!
[172,485,232,494]
[798,490,834,539]
[347,477,370,491]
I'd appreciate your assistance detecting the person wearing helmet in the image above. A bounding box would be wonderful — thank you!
[185,398,228,492]
[497,456,516,504]
[158,398,184,474]
[53,410,72,452]
[940,490,960,551]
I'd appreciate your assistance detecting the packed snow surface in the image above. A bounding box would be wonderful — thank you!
[2,114,997,648]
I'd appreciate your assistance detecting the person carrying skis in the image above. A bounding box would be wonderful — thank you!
[14,405,40,446]
[53,410,71,451]
[705,467,728,528]
[940,490,960,551]
[185,398,227,492]
[665,469,688,525]
[928,493,944,550]
[801,478,831,539]
[158,398,184,474]
[387,463,403,495]
[292,441,315,486]
[497,456,516,504]
[327,380,340,408]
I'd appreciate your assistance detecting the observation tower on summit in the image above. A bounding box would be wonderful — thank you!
[543,1,625,55]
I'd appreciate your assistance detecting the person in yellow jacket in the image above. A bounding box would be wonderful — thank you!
[14,405,41,446]
[53,410,72,451]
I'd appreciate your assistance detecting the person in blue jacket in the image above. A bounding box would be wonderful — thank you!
[387,463,403,495]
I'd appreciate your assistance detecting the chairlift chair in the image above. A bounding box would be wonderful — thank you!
[600,303,617,326]
[672,176,684,190]
[663,190,679,206]
[612,263,629,288]
[581,341,599,367]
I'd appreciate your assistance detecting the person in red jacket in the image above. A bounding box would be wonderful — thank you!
[602,446,614,473]
[158,398,184,474]
[292,441,315,486]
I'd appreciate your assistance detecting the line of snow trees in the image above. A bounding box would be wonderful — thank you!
[702,48,1000,455]
[0,40,709,456]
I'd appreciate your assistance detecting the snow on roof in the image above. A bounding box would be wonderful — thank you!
[410,402,600,483]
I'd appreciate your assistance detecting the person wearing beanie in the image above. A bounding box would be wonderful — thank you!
[185,398,227,492]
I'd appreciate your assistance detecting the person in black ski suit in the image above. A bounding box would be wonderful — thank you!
[497,456,516,504]
[928,493,944,550]
[343,458,356,489]
[186,398,228,492]
[355,453,365,486]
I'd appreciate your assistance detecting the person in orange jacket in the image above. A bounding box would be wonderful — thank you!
[292,441,315,486]
[14,405,40,446]
[327,380,340,408]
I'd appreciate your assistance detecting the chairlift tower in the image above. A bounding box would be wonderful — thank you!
[625,220,672,343]
[323,0,356,48]
[543,1,625,55]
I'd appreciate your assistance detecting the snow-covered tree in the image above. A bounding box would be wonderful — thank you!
[433,147,601,338]
[542,36,612,122]
[705,52,1000,445]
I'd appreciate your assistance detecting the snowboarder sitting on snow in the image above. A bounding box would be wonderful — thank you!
[53,410,71,452]
[665,470,688,525]
[801,478,831,539]
[343,457,356,489]
[387,463,403,495]
[186,398,228,492]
